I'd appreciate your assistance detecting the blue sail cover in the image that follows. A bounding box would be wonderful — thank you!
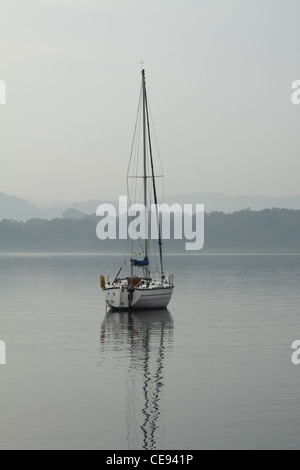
[133,257,149,267]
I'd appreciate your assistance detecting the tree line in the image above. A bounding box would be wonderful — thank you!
[0,208,300,253]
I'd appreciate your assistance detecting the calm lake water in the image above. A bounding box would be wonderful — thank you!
[0,253,300,450]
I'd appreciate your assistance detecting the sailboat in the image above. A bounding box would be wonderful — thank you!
[100,69,174,311]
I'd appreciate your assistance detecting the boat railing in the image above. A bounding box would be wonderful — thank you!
[151,271,174,286]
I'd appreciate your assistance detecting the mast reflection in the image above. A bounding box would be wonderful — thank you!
[100,309,174,450]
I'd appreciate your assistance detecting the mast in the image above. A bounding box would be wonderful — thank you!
[142,69,148,261]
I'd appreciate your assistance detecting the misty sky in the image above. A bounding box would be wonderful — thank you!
[1,0,299,203]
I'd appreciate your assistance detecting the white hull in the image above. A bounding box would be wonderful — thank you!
[104,285,174,311]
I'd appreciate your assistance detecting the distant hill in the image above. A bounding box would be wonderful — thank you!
[0,192,42,221]
[0,192,101,221]
[164,192,300,213]
[2,191,300,222]
[62,208,89,220]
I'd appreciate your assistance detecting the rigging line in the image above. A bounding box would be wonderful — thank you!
[147,99,164,177]
[136,183,146,253]
[127,83,143,216]
[148,102,165,205]
[127,83,143,182]
[129,182,145,257]
[144,86,164,274]
[134,101,142,212]
[128,123,137,208]
[142,69,148,262]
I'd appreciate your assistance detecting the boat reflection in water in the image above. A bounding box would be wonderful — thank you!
[100,309,174,450]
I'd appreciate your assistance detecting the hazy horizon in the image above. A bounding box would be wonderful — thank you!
[1,0,300,202]
[2,189,300,207]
